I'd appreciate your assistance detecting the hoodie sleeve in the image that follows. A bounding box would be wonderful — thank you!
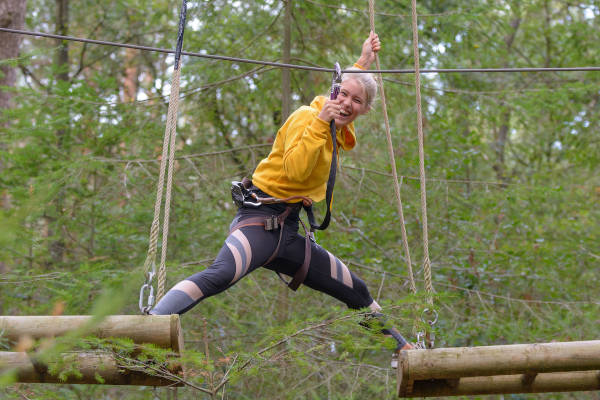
[281,107,331,182]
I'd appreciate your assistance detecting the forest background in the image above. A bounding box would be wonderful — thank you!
[1,0,599,399]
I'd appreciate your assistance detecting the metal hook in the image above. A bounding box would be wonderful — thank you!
[139,283,155,314]
[415,331,427,349]
[420,308,438,326]
[330,62,342,100]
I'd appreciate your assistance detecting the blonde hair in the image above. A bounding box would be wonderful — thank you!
[342,67,377,110]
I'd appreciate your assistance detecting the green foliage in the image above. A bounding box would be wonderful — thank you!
[1,0,599,399]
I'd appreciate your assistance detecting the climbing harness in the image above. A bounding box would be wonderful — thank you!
[228,63,343,292]
[229,179,312,291]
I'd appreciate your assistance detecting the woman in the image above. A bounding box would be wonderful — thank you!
[151,32,412,353]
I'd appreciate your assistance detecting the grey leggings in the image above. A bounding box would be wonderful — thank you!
[151,202,374,315]
[151,202,408,349]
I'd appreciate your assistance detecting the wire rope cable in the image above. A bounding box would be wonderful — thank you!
[3,27,600,74]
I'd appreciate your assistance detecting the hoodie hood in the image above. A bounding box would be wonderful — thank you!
[310,96,357,151]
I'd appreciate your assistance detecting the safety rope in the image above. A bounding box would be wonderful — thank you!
[409,0,434,307]
[367,1,416,296]
[140,1,187,312]
[368,0,436,347]
[408,0,437,348]
[139,66,179,312]
[156,63,182,301]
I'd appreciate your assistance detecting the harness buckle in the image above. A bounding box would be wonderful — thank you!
[264,215,279,231]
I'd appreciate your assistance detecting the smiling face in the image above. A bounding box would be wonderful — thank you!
[334,78,369,128]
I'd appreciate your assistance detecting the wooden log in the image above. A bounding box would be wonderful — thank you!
[0,351,182,386]
[398,341,600,397]
[401,370,600,397]
[401,341,600,380]
[0,315,183,353]
[0,315,185,386]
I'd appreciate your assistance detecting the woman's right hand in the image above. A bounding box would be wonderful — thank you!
[318,98,341,123]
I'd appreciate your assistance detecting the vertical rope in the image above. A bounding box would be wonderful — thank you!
[409,0,434,306]
[157,64,182,301]
[142,1,187,306]
[367,0,417,296]
[142,62,183,302]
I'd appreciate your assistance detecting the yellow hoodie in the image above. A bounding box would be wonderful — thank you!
[252,96,357,203]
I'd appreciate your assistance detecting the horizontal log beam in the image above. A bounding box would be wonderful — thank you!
[400,340,600,380]
[0,351,183,386]
[0,315,185,385]
[0,315,183,353]
[400,370,600,397]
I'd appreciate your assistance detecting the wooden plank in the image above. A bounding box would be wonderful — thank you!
[403,370,600,397]
[0,315,183,352]
[0,351,183,386]
[400,341,600,380]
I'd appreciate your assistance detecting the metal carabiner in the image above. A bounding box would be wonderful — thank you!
[420,308,439,326]
[243,199,262,208]
[231,181,262,208]
[420,308,438,349]
[139,282,155,314]
[330,62,342,100]
[415,331,427,349]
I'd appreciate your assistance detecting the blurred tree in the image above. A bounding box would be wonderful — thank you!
[0,0,27,315]
[0,0,26,111]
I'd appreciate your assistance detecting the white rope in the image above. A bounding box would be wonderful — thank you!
[367,0,417,296]
[409,0,434,306]
[142,62,183,302]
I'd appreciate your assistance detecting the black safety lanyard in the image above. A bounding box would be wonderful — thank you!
[306,62,342,232]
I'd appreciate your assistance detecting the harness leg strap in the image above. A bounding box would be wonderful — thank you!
[287,219,311,291]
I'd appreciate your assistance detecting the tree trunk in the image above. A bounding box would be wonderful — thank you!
[492,15,520,183]
[493,110,510,182]
[0,0,27,314]
[281,0,292,121]
[207,91,244,170]
[123,48,139,102]
[0,0,26,111]
[47,0,70,266]
[55,0,69,83]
